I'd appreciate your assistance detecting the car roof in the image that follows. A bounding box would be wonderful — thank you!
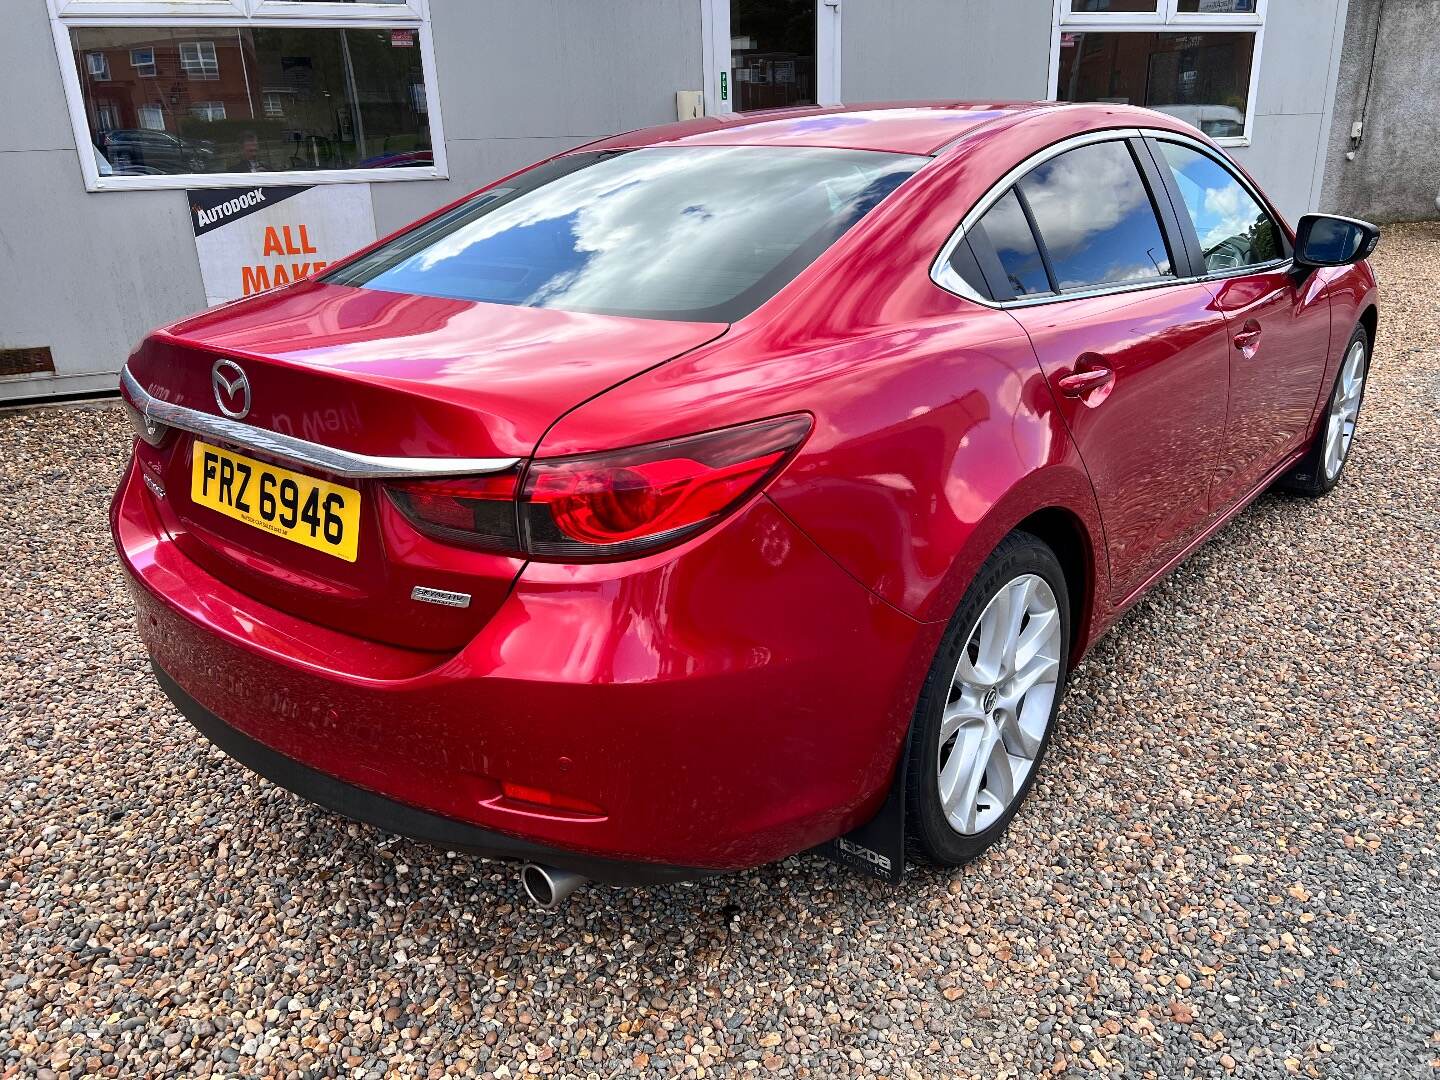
[575,101,1195,158]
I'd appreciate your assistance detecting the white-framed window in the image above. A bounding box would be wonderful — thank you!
[1050,0,1266,147]
[53,1,420,18]
[46,0,446,192]
[178,39,219,78]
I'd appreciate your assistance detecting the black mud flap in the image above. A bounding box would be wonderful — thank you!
[813,738,911,885]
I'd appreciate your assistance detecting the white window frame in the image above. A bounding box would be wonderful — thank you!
[85,50,110,78]
[137,103,167,128]
[53,1,426,19]
[700,0,841,117]
[47,0,448,192]
[1049,0,1266,147]
[178,38,219,78]
[188,99,227,120]
[129,45,156,74]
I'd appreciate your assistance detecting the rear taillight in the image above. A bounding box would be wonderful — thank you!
[520,415,812,558]
[385,414,812,561]
[121,399,169,448]
[386,471,522,554]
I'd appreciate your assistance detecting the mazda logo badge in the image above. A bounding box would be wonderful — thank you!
[211,359,251,420]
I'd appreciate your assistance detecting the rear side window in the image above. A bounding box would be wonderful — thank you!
[1155,141,1284,272]
[326,145,925,322]
[973,189,1051,298]
[1016,140,1174,291]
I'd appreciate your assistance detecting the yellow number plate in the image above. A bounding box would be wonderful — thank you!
[191,440,362,562]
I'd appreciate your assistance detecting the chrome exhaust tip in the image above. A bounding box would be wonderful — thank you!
[520,863,587,909]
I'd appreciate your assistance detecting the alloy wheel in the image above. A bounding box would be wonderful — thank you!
[937,573,1063,835]
[1322,339,1367,481]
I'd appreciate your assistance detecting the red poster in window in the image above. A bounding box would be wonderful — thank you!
[390,30,415,48]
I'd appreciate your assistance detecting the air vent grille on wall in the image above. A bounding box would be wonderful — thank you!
[0,348,56,377]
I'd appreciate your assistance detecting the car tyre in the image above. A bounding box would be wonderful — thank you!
[1276,324,1371,497]
[905,531,1071,867]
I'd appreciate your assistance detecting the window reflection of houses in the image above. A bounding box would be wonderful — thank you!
[74,30,256,142]
[72,27,433,175]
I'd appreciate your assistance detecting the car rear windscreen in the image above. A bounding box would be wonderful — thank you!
[325,145,926,322]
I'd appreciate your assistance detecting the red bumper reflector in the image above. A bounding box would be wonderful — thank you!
[499,781,604,816]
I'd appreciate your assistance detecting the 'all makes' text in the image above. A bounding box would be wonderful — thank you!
[242,224,329,295]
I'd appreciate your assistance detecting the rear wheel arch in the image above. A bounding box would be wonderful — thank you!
[918,464,1107,656]
[1012,508,1095,666]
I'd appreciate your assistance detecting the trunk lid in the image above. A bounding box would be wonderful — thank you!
[127,281,726,652]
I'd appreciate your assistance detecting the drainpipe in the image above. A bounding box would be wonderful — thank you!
[237,28,255,120]
[1345,0,1385,162]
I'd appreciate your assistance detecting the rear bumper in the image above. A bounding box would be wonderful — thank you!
[114,456,937,872]
[151,662,707,885]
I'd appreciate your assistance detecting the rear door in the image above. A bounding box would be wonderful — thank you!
[959,136,1232,602]
[1144,137,1332,510]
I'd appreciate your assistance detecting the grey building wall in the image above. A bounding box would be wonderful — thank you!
[836,0,1350,224]
[1,0,207,402]
[1321,0,1440,222]
[0,0,1358,401]
[841,0,1054,101]
[1231,0,1350,224]
[0,0,703,402]
[372,0,703,235]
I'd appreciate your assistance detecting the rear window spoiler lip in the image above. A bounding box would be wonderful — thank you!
[119,365,520,480]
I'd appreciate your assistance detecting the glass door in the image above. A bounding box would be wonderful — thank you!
[704,0,839,114]
[731,0,817,110]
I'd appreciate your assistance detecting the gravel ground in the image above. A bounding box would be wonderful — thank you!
[3,223,1438,1080]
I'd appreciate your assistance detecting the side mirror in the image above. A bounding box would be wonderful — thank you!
[1294,214,1380,268]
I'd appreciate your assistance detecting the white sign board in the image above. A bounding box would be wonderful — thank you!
[189,184,377,307]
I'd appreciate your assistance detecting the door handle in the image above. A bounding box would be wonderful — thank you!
[1056,365,1115,401]
[1233,320,1263,358]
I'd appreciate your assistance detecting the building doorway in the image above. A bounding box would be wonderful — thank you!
[704,0,839,114]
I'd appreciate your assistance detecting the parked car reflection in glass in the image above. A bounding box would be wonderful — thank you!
[95,129,214,174]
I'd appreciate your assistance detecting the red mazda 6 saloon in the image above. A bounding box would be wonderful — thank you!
[113,102,1379,906]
